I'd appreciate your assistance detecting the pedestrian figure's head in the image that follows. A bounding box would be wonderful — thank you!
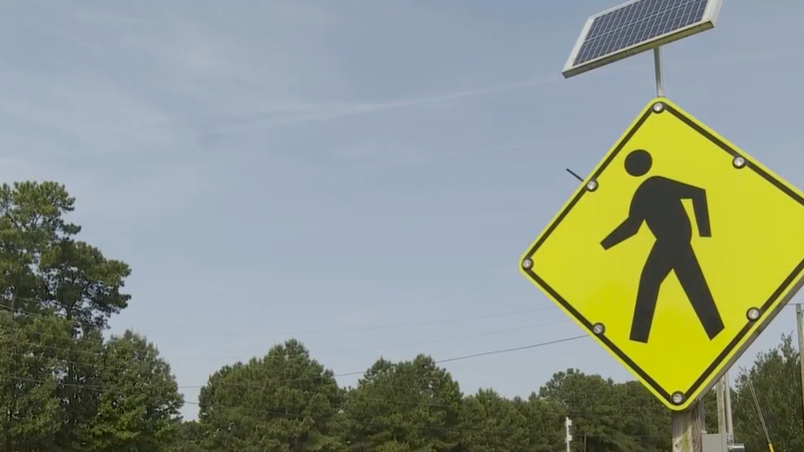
[624,149,652,177]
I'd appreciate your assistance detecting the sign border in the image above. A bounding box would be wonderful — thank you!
[520,97,804,409]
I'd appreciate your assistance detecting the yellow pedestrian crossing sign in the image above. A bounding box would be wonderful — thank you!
[520,97,804,411]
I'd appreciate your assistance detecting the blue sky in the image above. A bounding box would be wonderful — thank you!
[0,1,801,420]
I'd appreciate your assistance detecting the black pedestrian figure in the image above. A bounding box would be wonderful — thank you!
[600,149,725,343]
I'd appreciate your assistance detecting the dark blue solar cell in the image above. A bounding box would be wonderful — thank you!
[574,0,708,66]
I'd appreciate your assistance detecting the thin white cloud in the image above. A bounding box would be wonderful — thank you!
[212,75,565,132]
[209,47,803,133]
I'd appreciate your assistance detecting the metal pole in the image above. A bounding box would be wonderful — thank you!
[565,417,572,452]
[725,371,734,442]
[653,47,665,97]
[697,400,705,433]
[796,304,804,437]
[672,401,702,452]
[716,378,726,434]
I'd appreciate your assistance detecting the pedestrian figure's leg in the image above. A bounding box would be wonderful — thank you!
[674,245,724,340]
[631,243,674,343]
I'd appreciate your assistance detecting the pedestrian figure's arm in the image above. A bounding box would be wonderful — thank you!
[601,216,641,250]
[669,180,711,237]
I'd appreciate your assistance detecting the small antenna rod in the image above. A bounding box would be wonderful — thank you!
[566,168,584,182]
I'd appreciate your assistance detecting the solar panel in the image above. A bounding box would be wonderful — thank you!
[562,0,724,78]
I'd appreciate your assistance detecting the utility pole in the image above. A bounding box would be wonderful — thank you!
[698,398,706,433]
[796,304,804,434]
[716,378,726,435]
[565,417,572,452]
[711,372,736,450]
[724,372,734,443]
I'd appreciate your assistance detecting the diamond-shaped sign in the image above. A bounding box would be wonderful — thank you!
[520,97,804,410]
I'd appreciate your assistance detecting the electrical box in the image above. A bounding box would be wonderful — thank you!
[702,433,728,452]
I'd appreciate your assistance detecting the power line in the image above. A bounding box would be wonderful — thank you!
[0,334,588,392]
[0,334,619,415]
[435,335,585,364]
[0,314,574,366]
[0,300,560,339]
[169,334,589,389]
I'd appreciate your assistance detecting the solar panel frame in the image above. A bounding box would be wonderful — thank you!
[562,0,724,79]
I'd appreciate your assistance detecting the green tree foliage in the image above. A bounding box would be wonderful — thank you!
[167,421,206,452]
[613,381,669,452]
[0,312,72,452]
[0,182,130,329]
[0,181,182,452]
[510,394,565,452]
[343,355,463,452]
[732,333,803,452]
[198,339,343,452]
[461,388,529,452]
[540,369,644,452]
[56,329,105,451]
[87,330,183,452]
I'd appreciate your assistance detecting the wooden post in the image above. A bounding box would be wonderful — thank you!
[672,400,703,452]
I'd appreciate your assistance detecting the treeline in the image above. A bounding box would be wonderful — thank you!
[178,336,804,452]
[0,181,802,452]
